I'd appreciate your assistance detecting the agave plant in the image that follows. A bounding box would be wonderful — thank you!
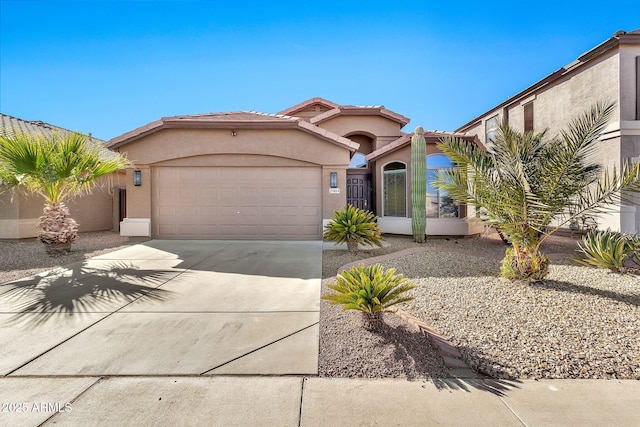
[323,204,383,253]
[0,131,129,253]
[574,228,639,272]
[435,102,640,281]
[323,264,416,329]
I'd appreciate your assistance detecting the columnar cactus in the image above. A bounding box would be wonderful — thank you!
[411,126,427,243]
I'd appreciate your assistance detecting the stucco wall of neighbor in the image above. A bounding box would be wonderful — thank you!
[619,45,640,121]
[0,178,117,239]
[534,51,620,134]
[316,115,403,147]
[0,191,20,239]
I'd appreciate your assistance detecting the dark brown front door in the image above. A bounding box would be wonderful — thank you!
[119,188,127,225]
[346,172,371,211]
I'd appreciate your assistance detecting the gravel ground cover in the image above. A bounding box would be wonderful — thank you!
[0,232,141,285]
[322,232,640,380]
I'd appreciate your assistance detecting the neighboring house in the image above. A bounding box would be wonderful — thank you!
[0,114,121,239]
[456,29,640,233]
[109,98,484,240]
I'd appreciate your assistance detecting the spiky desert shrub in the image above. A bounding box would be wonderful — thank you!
[323,264,416,329]
[574,228,639,272]
[323,205,383,253]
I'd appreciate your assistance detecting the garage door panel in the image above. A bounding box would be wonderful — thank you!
[153,167,322,239]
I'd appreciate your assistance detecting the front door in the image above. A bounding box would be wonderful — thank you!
[346,172,371,211]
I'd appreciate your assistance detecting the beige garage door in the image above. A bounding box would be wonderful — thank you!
[152,167,322,239]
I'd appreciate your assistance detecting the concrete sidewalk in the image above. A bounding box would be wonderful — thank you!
[0,376,638,426]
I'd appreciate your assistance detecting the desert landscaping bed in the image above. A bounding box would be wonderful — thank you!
[321,233,640,380]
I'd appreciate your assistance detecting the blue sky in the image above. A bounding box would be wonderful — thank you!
[1,0,638,141]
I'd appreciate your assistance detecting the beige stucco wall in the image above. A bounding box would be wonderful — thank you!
[115,127,353,227]
[533,50,620,134]
[118,128,350,166]
[466,49,621,147]
[618,45,640,121]
[315,115,404,149]
[0,177,117,239]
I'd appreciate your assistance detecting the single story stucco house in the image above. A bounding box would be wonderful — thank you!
[109,98,484,240]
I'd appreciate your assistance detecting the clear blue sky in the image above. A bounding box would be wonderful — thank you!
[1,0,638,141]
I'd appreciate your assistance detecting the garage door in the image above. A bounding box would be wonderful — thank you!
[152,167,322,239]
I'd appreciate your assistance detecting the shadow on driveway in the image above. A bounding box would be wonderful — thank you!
[1,261,176,326]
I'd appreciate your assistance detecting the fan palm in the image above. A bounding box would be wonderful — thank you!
[435,102,640,281]
[0,131,129,252]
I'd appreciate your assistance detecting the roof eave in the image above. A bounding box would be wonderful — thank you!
[455,31,633,133]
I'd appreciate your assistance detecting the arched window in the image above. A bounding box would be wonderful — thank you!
[349,152,367,168]
[383,162,406,217]
[426,154,458,218]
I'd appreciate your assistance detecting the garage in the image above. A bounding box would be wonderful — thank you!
[152,166,322,239]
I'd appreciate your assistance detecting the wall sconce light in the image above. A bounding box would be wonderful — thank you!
[133,170,142,186]
[330,172,337,188]
[231,130,237,137]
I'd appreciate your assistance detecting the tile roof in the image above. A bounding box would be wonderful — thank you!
[310,105,410,126]
[108,110,359,152]
[277,97,341,116]
[0,113,114,158]
[366,130,481,161]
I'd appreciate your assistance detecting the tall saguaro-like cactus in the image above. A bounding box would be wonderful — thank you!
[411,126,427,243]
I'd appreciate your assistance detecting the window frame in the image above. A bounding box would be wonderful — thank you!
[381,161,407,217]
[426,154,459,219]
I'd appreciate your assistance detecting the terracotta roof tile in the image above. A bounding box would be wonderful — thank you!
[277,97,341,116]
[366,131,480,161]
[310,105,410,126]
[0,113,114,158]
[108,109,359,153]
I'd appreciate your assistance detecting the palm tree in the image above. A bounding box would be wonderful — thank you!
[0,131,129,252]
[435,102,640,281]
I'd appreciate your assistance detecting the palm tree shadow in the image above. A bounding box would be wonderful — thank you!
[1,261,177,327]
[371,320,520,396]
[535,279,640,307]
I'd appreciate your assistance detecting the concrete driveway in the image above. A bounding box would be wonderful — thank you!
[0,240,321,376]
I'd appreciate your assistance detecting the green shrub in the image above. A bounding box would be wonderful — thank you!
[574,228,639,272]
[323,264,415,329]
[323,205,383,253]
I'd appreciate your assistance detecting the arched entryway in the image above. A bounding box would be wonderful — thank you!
[346,133,374,211]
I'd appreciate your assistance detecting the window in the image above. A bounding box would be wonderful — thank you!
[485,115,499,144]
[349,153,367,168]
[636,56,640,120]
[383,162,406,217]
[524,102,534,132]
[426,154,459,218]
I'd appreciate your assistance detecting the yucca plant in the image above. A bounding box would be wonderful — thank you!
[435,102,640,281]
[574,228,639,272]
[323,264,416,330]
[323,204,383,253]
[0,131,129,253]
